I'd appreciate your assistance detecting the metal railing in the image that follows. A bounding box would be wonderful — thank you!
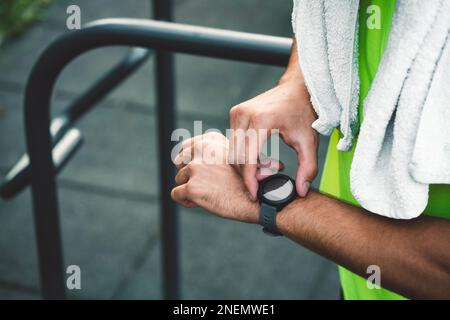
[0,16,291,299]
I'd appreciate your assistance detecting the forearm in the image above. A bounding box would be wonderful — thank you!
[276,190,450,299]
[279,38,305,86]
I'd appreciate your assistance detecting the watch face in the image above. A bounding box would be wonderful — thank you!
[261,175,294,202]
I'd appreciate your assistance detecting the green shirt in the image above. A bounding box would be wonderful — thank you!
[319,0,450,300]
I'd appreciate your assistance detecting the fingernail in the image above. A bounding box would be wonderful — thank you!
[302,182,310,196]
[259,152,268,164]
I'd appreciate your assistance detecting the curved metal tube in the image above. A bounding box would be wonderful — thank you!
[1,47,150,200]
[24,18,291,299]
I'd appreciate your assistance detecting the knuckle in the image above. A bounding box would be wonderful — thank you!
[206,131,223,140]
[185,181,196,197]
[185,162,194,172]
[187,161,200,172]
[202,133,216,144]
[230,104,245,117]
[184,182,191,195]
[305,162,318,178]
[170,188,177,201]
[250,110,265,124]
[192,135,202,146]
[181,137,193,148]
[193,138,204,150]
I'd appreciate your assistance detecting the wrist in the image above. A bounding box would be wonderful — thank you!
[238,198,260,224]
[249,201,260,224]
[278,70,305,87]
[277,72,309,101]
[275,191,315,235]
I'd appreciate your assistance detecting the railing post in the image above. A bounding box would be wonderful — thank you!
[153,0,180,300]
[26,75,66,300]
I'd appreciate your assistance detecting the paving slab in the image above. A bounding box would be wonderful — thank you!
[44,0,152,25]
[0,191,339,300]
[175,0,293,36]
[0,25,287,119]
[0,0,293,119]
[119,208,339,300]
[0,23,153,107]
[0,186,159,299]
[0,283,38,300]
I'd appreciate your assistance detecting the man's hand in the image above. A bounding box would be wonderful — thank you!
[229,39,318,200]
[171,133,259,223]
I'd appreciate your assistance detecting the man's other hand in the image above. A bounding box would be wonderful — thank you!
[229,39,318,200]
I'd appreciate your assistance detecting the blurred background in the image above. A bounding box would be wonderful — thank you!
[0,0,338,299]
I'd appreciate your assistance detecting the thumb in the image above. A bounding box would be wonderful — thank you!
[295,141,318,197]
[256,153,285,181]
[242,164,259,201]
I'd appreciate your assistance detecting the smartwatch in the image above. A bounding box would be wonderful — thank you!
[257,173,296,236]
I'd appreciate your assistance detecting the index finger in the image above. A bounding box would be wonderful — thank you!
[241,128,268,200]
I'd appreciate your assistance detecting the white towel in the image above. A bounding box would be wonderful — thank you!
[410,36,450,185]
[292,0,450,219]
[292,0,343,136]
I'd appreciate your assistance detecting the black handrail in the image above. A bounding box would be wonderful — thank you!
[24,18,291,299]
[0,47,150,199]
[153,0,179,300]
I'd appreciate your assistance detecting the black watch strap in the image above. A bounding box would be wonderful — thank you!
[259,202,282,236]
